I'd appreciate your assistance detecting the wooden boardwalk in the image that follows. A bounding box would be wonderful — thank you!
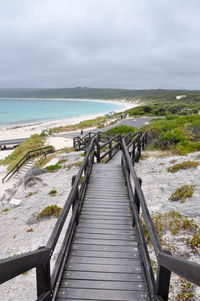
[55,162,150,300]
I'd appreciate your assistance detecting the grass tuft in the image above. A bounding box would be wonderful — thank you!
[167,160,199,173]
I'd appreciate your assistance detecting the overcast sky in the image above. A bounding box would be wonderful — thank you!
[0,0,200,89]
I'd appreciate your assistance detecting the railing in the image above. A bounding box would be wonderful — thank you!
[0,133,119,300]
[95,133,121,163]
[73,131,120,151]
[73,132,98,150]
[121,134,200,301]
[0,137,97,300]
[1,131,200,300]
[2,146,54,183]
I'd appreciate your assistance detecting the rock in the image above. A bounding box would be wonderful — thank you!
[0,188,17,205]
[9,198,22,207]
[25,167,47,178]
[24,176,43,187]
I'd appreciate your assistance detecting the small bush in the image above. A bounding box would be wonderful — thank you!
[49,189,57,196]
[46,163,62,172]
[37,205,62,218]
[188,231,200,249]
[167,160,199,173]
[141,210,198,246]
[1,208,9,213]
[29,191,38,197]
[169,185,194,203]
[176,278,194,300]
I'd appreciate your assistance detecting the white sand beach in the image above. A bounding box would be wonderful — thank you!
[0,99,136,141]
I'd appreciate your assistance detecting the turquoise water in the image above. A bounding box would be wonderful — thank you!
[0,98,122,126]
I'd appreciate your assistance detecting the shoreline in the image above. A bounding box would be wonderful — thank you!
[0,98,137,140]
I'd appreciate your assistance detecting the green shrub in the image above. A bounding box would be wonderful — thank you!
[1,208,9,213]
[169,185,194,203]
[105,125,137,136]
[141,210,198,247]
[49,189,57,196]
[37,205,62,218]
[142,114,200,154]
[29,191,38,197]
[167,161,199,173]
[46,163,62,172]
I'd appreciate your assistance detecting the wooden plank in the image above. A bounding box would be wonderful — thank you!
[59,279,146,290]
[74,233,135,241]
[71,243,138,252]
[78,220,132,226]
[62,270,144,282]
[57,288,149,300]
[82,204,130,209]
[77,222,133,230]
[76,226,134,235]
[70,250,139,259]
[65,263,142,273]
[68,257,141,266]
[81,211,131,217]
[80,215,132,221]
[73,238,136,246]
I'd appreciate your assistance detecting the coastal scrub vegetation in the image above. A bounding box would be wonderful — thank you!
[49,189,57,196]
[37,205,62,218]
[0,134,45,171]
[34,154,55,168]
[105,125,137,136]
[142,115,200,155]
[141,210,199,250]
[167,160,199,173]
[169,185,194,203]
[125,103,199,117]
[46,163,62,172]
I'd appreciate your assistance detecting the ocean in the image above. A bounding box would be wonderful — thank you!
[0,98,122,126]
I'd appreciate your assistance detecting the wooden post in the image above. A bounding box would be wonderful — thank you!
[142,136,145,150]
[156,251,171,301]
[109,141,112,159]
[132,177,142,226]
[36,248,51,299]
[132,141,135,165]
[136,137,141,162]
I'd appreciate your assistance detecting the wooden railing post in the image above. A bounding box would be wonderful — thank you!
[132,177,142,226]
[145,132,148,145]
[96,140,100,163]
[109,141,112,159]
[136,137,141,162]
[142,135,145,150]
[132,141,135,165]
[36,248,51,299]
[156,251,171,301]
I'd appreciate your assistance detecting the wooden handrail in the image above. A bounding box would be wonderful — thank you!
[0,247,51,284]
[121,135,200,300]
[2,146,54,183]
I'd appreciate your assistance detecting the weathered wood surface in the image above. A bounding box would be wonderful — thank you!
[55,163,150,300]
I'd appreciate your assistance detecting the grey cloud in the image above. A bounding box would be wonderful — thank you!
[0,0,200,89]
